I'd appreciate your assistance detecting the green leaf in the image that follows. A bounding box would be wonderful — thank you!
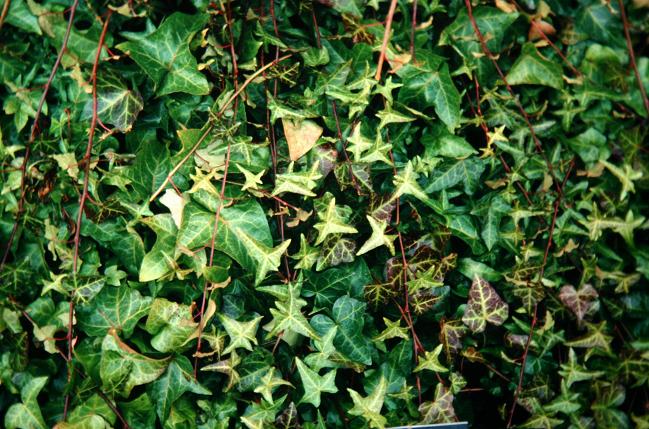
[139,214,178,282]
[5,0,41,35]
[347,376,388,429]
[125,138,171,201]
[150,356,211,422]
[261,275,319,340]
[462,276,509,333]
[426,158,485,196]
[4,376,48,429]
[312,296,373,365]
[398,62,461,130]
[100,330,170,397]
[414,345,448,373]
[117,13,209,95]
[77,285,152,338]
[357,216,396,256]
[295,358,338,407]
[220,314,263,355]
[178,194,286,284]
[144,298,198,352]
[83,73,144,132]
[313,197,358,245]
[56,394,116,428]
[507,43,564,89]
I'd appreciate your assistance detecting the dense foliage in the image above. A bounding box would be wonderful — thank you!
[1,0,649,427]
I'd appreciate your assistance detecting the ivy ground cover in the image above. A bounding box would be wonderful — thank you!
[1,0,649,428]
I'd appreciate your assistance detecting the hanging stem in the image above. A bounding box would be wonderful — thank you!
[65,9,112,420]
[1,0,81,272]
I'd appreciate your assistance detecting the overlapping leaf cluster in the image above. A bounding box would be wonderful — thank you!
[1,0,649,427]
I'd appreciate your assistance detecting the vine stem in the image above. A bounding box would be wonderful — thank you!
[149,54,291,203]
[506,158,574,427]
[1,0,80,272]
[409,0,417,59]
[194,0,240,375]
[463,0,563,199]
[617,0,649,116]
[310,6,361,194]
[65,10,112,420]
[375,0,398,80]
[0,0,10,32]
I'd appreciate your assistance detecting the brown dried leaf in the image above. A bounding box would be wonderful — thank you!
[282,119,323,161]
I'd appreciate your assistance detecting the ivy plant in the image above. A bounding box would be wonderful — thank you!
[1,0,649,428]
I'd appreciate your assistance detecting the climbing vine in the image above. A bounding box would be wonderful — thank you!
[1,0,649,428]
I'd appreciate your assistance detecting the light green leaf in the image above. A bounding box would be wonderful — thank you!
[220,314,263,355]
[313,197,358,245]
[295,358,338,408]
[4,376,48,429]
[347,376,388,429]
[414,345,448,373]
[262,276,319,340]
[139,214,178,282]
[507,43,564,89]
[357,216,396,256]
[83,73,144,132]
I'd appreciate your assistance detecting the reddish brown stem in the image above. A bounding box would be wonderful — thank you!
[375,0,398,80]
[65,10,112,420]
[507,158,573,427]
[0,0,10,32]
[463,0,562,199]
[506,304,537,428]
[410,0,417,59]
[1,0,80,272]
[618,0,649,116]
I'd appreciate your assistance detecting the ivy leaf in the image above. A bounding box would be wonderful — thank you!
[77,285,152,338]
[315,237,356,271]
[100,329,170,397]
[313,197,358,245]
[559,348,605,387]
[414,344,448,373]
[295,358,338,408]
[600,160,643,201]
[393,161,442,212]
[144,298,198,352]
[139,214,178,282]
[462,276,509,333]
[357,216,396,256]
[220,314,263,354]
[261,276,319,340]
[564,321,612,352]
[311,296,373,365]
[125,138,171,201]
[303,258,371,310]
[559,284,599,324]
[373,317,409,343]
[58,394,116,428]
[419,384,456,424]
[347,376,388,429]
[4,376,48,429]
[83,73,144,132]
[272,162,322,197]
[150,356,211,422]
[178,195,285,284]
[282,119,323,161]
[253,367,292,404]
[398,61,461,130]
[116,13,209,95]
[426,158,485,196]
[506,43,564,89]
